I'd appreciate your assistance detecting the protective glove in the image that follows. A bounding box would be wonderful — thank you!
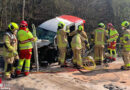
[84,40,90,50]
[13,51,18,56]
[91,39,94,42]
[86,44,90,50]
[66,29,70,33]
[66,26,70,31]
[107,40,110,43]
[84,40,88,45]
[33,37,38,42]
[125,37,129,41]
[67,29,70,33]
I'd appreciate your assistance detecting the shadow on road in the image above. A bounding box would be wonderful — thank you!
[73,68,123,76]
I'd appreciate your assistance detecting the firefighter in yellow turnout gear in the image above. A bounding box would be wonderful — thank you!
[71,25,89,68]
[57,22,70,67]
[93,23,108,65]
[120,21,130,70]
[3,22,19,80]
[80,30,90,55]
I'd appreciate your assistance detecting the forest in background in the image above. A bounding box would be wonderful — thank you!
[0,0,130,34]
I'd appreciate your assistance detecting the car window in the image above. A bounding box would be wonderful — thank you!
[36,27,56,43]
[70,25,75,33]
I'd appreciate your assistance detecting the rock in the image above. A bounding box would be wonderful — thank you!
[104,84,126,90]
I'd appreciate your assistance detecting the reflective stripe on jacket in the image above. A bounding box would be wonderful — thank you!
[122,29,130,51]
[57,29,68,48]
[71,33,82,49]
[3,32,17,57]
[17,28,34,50]
[108,41,116,49]
[94,28,106,45]
[107,29,119,42]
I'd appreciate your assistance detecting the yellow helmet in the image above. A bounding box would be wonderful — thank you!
[98,23,105,28]
[78,25,83,31]
[8,22,19,31]
[121,21,130,28]
[58,21,65,28]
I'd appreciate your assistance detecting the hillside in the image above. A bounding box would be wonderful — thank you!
[0,0,130,33]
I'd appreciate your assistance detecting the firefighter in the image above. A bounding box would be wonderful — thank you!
[3,22,19,80]
[120,21,130,70]
[71,25,89,68]
[93,23,108,65]
[57,21,70,67]
[80,29,90,55]
[16,21,37,76]
[106,23,119,62]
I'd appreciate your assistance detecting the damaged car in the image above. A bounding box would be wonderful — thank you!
[32,15,86,67]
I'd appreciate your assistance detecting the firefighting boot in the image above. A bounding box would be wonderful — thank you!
[11,73,16,78]
[60,63,68,68]
[24,72,30,76]
[11,67,16,78]
[77,60,83,69]
[16,70,21,75]
[111,58,116,62]
[72,58,77,68]
[103,59,109,67]
[4,73,12,80]
[5,64,13,80]
[121,66,130,70]
[60,59,68,68]
[95,60,102,65]
[108,57,113,62]
[103,58,109,63]
[58,57,61,65]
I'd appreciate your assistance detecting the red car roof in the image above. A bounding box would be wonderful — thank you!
[59,15,86,23]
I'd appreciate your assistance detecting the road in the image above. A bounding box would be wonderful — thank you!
[1,57,130,90]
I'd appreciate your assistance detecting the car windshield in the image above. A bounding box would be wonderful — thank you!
[36,27,56,43]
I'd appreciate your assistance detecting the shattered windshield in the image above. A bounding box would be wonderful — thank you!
[36,27,56,43]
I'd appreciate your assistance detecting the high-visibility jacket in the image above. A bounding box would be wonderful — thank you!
[70,30,89,49]
[106,29,118,51]
[80,31,89,42]
[70,30,88,41]
[17,27,34,50]
[122,29,130,51]
[107,29,119,43]
[94,28,107,46]
[71,33,82,49]
[3,31,17,57]
[57,29,69,48]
